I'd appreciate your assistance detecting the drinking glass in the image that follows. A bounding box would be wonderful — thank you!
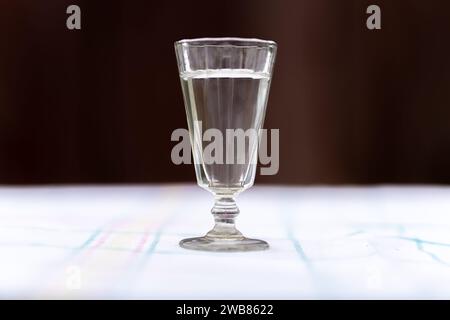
[175,37,277,251]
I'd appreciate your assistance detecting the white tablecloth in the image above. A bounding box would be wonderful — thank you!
[0,184,449,299]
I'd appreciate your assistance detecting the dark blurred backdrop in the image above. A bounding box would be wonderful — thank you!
[0,0,449,184]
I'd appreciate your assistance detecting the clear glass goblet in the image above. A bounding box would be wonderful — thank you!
[175,37,277,252]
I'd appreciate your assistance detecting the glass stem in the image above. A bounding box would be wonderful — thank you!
[206,195,244,240]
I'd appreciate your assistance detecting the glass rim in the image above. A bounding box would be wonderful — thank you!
[175,37,277,49]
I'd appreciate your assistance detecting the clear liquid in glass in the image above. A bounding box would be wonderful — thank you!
[180,69,270,196]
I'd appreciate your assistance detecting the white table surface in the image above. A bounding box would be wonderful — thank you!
[0,184,449,299]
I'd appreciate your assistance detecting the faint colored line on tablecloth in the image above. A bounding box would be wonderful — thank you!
[105,185,189,297]
[280,194,311,265]
[77,229,102,250]
[286,227,309,263]
[395,236,450,267]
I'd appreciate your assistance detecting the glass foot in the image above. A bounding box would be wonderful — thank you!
[180,195,269,252]
[180,236,269,252]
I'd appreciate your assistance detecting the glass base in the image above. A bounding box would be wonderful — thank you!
[180,195,269,252]
[179,236,269,252]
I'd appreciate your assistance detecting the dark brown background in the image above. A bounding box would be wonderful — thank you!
[0,0,449,185]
